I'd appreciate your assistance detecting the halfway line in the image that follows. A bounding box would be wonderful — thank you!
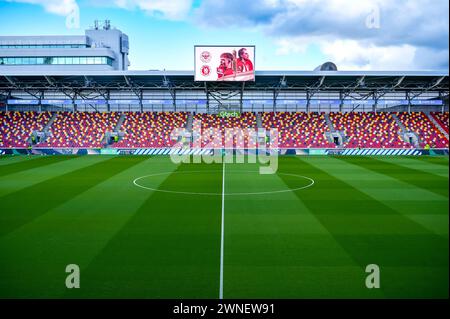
[219,160,225,299]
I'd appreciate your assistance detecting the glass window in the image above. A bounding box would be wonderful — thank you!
[0,56,114,65]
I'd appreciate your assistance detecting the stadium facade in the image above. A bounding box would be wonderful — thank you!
[0,22,448,156]
[0,21,129,71]
[0,70,448,113]
[0,70,448,155]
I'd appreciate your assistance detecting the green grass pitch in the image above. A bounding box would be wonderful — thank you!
[0,155,448,298]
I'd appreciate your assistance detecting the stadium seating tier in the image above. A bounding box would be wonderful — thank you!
[0,111,51,148]
[396,112,448,148]
[1,111,448,149]
[112,112,188,148]
[37,112,119,148]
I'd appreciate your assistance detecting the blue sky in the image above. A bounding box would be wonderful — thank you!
[0,0,448,71]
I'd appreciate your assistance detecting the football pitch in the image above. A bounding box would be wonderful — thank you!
[0,155,448,298]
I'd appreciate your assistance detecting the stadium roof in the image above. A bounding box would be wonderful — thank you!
[0,70,448,92]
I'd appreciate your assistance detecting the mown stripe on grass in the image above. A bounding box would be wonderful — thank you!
[71,162,223,298]
[316,156,448,237]
[337,156,448,198]
[0,156,175,298]
[0,155,74,177]
[0,156,112,198]
[278,157,447,266]
[277,157,448,297]
[374,157,449,178]
[0,155,38,166]
[413,156,449,167]
[223,161,382,298]
[0,156,147,238]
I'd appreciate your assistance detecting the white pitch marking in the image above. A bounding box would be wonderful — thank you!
[219,160,225,299]
[133,171,315,196]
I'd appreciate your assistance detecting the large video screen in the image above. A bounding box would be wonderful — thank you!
[194,46,255,82]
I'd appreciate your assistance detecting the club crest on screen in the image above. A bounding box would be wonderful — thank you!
[200,51,211,63]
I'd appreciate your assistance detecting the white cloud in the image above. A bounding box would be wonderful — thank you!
[6,0,193,20]
[113,0,193,20]
[320,39,417,71]
[195,0,449,70]
[6,0,78,15]
[275,36,419,70]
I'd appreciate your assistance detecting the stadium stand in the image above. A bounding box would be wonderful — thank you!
[396,112,449,148]
[261,112,335,148]
[0,111,51,148]
[1,111,449,149]
[329,112,412,149]
[431,112,449,134]
[192,112,257,148]
[37,112,119,148]
[112,112,188,148]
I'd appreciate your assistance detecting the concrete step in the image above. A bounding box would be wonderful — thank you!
[114,113,126,132]
[426,112,449,140]
[323,113,336,132]
[256,112,263,129]
[391,113,407,132]
[391,113,420,147]
[185,112,194,132]
[43,112,58,131]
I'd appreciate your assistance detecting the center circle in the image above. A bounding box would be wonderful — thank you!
[133,170,314,196]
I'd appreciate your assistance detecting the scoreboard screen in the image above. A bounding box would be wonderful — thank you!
[194,45,255,82]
